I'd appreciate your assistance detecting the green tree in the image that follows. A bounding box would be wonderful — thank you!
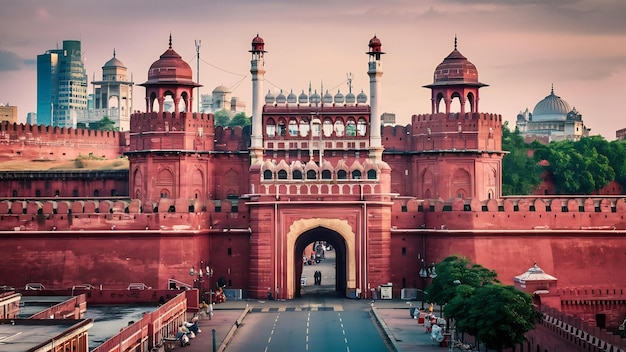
[448,284,541,351]
[99,116,117,131]
[79,116,118,131]
[501,122,542,195]
[533,137,615,194]
[425,255,499,307]
[214,109,231,127]
[229,112,251,128]
[426,256,540,351]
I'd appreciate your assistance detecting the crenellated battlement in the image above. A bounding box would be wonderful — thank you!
[389,195,626,231]
[0,121,128,162]
[130,111,214,133]
[0,120,127,143]
[381,124,412,151]
[410,112,502,152]
[0,197,249,232]
[128,111,216,152]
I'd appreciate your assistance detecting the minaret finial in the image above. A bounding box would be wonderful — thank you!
[454,34,457,50]
[551,83,554,95]
[169,33,172,49]
[113,48,116,58]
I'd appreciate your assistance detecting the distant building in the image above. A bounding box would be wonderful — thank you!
[200,85,246,115]
[381,112,396,126]
[37,40,88,128]
[617,128,626,141]
[0,103,17,123]
[26,112,37,125]
[516,86,590,143]
[79,50,134,131]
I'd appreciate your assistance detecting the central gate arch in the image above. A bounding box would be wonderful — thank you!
[286,218,356,299]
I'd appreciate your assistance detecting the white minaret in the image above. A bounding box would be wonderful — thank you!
[367,35,384,160]
[250,34,266,164]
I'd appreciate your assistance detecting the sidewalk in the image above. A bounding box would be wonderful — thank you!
[177,298,448,352]
[372,300,448,352]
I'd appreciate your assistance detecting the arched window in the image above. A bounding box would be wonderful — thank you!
[35,190,41,197]
[346,119,356,136]
[367,169,377,179]
[72,190,79,197]
[93,190,100,197]
[293,170,303,179]
[337,170,347,179]
[277,119,286,136]
[266,119,276,137]
[323,118,333,137]
[352,170,362,179]
[299,119,310,137]
[306,170,317,180]
[321,170,332,179]
[357,118,367,136]
[334,119,345,137]
[288,119,298,136]
[111,189,118,196]
[55,190,60,197]
[278,170,288,179]
[12,190,17,197]
[263,170,273,180]
[311,118,321,137]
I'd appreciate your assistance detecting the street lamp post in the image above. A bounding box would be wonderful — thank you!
[190,261,213,303]
[419,258,428,309]
[418,257,437,309]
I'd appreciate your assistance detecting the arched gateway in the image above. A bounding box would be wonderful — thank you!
[245,34,393,300]
[288,218,355,298]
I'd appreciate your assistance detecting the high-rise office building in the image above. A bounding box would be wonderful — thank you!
[37,40,88,127]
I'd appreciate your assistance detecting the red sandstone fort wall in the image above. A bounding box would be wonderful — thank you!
[381,125,412,151]
[0,121,128,162]
[214,125,250,152]
[0,173,128,198]
[129,111,215,152]
[411,112,502,151]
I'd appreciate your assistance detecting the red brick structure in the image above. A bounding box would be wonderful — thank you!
[1,35,626,347]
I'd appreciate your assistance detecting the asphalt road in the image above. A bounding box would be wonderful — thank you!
[224,302,390,352]
[224,249,391,351]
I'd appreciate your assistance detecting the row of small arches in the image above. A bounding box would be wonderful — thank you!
[266,116,368,138]
[263,168,377,181]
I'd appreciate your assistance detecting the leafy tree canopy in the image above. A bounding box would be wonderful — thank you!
[532,136,617,194]
[426,256,541,351]
[502,122,542,195]
[448,284,541,350]
[229,112,251,127]
[214,109,231,127]
[78,116,118,131]
[424,255,499,307]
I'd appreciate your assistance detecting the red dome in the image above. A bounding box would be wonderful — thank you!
[368,35,382,52]
[252,34,264,45]
[250,34,266,53]
[433,49,479,83]
[145,37,193,84]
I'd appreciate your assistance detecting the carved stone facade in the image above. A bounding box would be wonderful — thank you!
[0,35,625,342]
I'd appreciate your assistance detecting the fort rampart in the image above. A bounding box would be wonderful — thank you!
[0,121,129,161]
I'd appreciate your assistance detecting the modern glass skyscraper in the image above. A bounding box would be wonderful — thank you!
[37,40,88,127]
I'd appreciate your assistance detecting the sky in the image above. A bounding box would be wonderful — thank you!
[0,0,625,140]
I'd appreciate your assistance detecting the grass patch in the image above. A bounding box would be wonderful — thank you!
[0,156,129,171]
